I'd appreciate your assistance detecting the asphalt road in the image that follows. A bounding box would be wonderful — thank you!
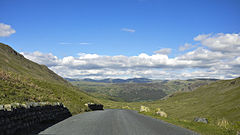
[39,109,198,135]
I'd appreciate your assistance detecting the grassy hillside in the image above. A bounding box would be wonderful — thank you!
[0,43,67,84]
[0,43,97,114]
[145,78,240,134]
[100,78,240,135]
[149,78,240,123]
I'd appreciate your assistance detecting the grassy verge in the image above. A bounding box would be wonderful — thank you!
[141,112,237,135]
[98,98,239,135]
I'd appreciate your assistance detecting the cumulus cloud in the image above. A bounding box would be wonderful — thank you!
[0,23,16,37]
[194,33,240,54]
[21,33,240,80]
[121,28,136,33]
[20,51,59,67]
[154,48,172,55]
[179,43,197,51]
[177,47,224,61]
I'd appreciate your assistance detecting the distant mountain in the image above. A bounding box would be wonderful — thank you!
[66,77,152,83]
[186,78,219,81]
[70,78,217,102]
[0,43,96,114]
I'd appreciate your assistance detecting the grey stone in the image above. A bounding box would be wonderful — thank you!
[11,103,21,109]
[194,117,208,124]
[54,102,60,106]
[32,102,40,107]
[20,103,27,108]
[4,104,12,111]
[0,105,4,111]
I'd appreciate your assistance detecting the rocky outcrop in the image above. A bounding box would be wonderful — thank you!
[85,103,104,111]
[217,118,229,129]
[194,117,208,124]
[122,106,131,109]
[155,108,167,118]
[140,106,150,112]
[0,102,71,135]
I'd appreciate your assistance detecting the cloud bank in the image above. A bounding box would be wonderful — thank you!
[21,33,240,80]
[0,23,16,37]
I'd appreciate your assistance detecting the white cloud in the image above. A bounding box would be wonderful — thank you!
[154,48,172,55]
[121,28,136,33]
[0,23,16,37]
[21,33,240,80]
[179,43,197,51]
[79,42,90,45]
[177,47,224,61]
[20,51,59,67]
[194,33,240,54]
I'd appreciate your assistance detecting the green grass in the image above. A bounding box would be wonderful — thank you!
[0,43,67,84]
[97,78,240,135]
[0,43,98,115]
[0,69,97,114]
[141,112,236,135]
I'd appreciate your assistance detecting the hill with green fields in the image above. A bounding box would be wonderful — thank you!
[148,77,240,122]
[100,77,240,135]
[69,79,216,102]
[0,43,97,114]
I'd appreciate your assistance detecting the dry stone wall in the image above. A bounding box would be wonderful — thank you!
[0,102,72,135]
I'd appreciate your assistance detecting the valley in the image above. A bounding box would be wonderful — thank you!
[0,43,240,135]
[69,78,217,102]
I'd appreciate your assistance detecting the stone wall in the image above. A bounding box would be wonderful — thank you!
[0,102,72,135]
[85,103,104,111]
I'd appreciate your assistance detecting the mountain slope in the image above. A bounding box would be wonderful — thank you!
[0,43,67,84]
[100,78,240,134]
[0,43,97,114]
[138,77,240,133]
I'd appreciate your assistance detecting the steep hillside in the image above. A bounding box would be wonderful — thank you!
[162,79,217,94]
[137,77,240,134]
[0,43,66,84]
[150,77,240,122]
[100,78,240,134]
[0,43,97,114]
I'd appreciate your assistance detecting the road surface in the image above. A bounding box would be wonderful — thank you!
[39,109,198,135]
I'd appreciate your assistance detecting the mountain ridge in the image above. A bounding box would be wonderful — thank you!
[65,77,152,83]
[0,43,67,84]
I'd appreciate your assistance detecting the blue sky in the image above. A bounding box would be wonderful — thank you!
[1,0,240,79]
